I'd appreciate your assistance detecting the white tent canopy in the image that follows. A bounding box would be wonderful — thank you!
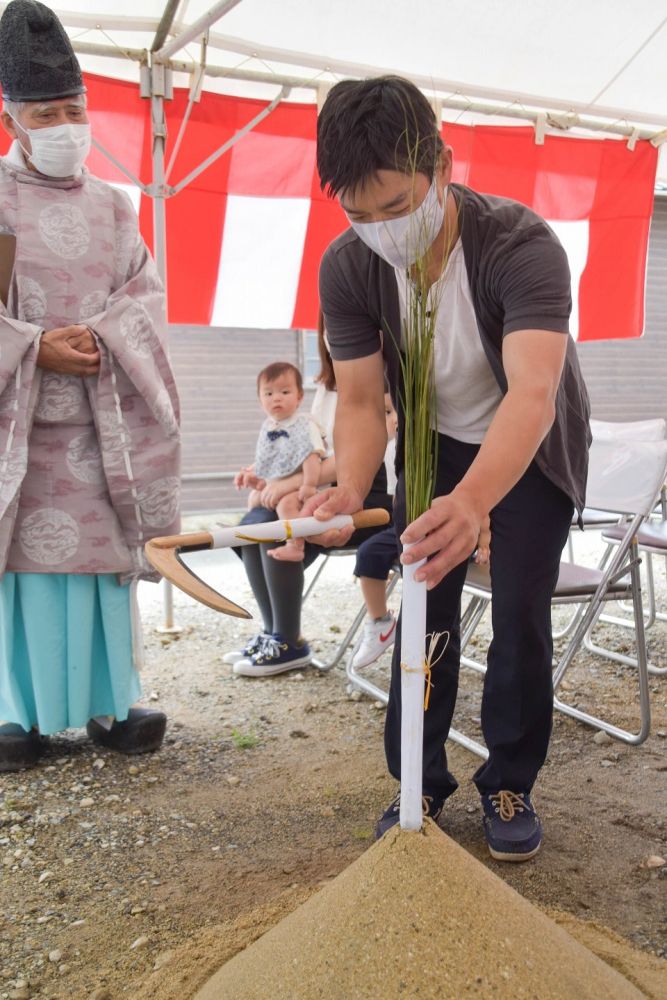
[5,0,666,180]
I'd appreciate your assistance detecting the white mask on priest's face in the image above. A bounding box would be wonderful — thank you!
[347,176,446,269]
[12,118,91,178]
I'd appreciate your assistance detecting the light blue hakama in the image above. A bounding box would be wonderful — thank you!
[0,573,142,735]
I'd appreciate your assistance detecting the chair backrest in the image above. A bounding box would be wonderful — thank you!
[586,438,667,517]
[590,417,667,442]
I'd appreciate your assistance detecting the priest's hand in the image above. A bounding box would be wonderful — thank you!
[37,325,100,376]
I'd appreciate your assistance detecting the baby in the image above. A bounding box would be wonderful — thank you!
[235,362,325,561]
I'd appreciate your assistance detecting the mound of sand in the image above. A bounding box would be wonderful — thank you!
[195,821,646,1000]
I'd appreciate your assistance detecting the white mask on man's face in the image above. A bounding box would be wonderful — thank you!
[347,176,446,269]
[12,118,91,178]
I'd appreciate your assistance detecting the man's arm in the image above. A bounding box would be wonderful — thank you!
[402,328,568,587]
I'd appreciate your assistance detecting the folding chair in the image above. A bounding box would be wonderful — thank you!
[563,418,666,562]
[345,571,489,760]
[460,437,667,746]
[585,513,667,676]
[303,548,366,672]
[343,566,401,693]
[566,420,667,675]
[552,436,667,743]
[461,421,666,643]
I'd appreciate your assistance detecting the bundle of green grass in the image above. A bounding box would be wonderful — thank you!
[195,822,645,1000]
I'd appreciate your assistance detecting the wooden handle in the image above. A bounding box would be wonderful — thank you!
[149,530,214,551]
[350,508,391,530]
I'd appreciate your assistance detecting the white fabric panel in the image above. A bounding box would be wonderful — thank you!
[547,220,589,340]
[45,3,667,184]
[211,195,310,328]
[586,437,667,515]
[590,417,666,442]
[217,1,667,124]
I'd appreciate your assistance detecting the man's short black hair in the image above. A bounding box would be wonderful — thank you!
[317,75,443,198]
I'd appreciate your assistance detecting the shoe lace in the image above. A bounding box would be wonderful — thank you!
[259,635,287,659]
[250,632,266,652]
[422,794,443,819]
[489,790,530,821]
[388,793,438,818]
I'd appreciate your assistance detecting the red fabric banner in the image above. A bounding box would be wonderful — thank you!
[445,124,658,341]
[0,74,658,338]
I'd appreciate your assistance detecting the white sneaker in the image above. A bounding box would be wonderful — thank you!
[222,632,269,664]
[351,614,397,669]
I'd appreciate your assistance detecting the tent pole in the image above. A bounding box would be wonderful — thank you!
[165,47,207,182]
[151,0,182,53]
[168,86,289,195]
[151,93,168,293]
[149,75,182,634]
[91,137,149,192]
[155,0,244,62]
[70,40,667,142]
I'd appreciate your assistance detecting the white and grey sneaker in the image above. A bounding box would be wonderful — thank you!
[222,632,270,665]
[351,613,397,669]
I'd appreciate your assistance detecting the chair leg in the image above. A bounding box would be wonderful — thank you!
[583,555,666,676]
[552,604,583,640]
[447,727,488,759]
[302,557,328,602]
[553,541,617,641]
[459,593,489,674]
[312,601,368,672]
[314,570,400,673]
[343,578,490,759]
[601,550,656,628]
[345,654,389,703]
[553,546,653,744]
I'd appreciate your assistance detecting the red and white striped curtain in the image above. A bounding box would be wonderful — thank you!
[2,73,658,339]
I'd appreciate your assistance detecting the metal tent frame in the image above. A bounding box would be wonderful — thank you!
[56,3,667,282]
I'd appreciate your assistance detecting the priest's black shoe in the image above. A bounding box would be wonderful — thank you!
[0,722,43,772]
[86,707,167,754]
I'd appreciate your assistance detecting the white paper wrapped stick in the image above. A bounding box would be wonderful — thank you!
[399,543,427,831]
[144,509,390,619]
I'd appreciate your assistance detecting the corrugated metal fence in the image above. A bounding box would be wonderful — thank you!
[577,196,667,419]
[169,327,315,512]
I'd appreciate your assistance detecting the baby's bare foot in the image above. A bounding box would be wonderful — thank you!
[267,543,305,562]
[474,545,490,566]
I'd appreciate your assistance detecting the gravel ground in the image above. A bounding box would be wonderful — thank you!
[0,524,665,1000]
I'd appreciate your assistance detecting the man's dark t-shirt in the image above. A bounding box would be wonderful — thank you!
[319,184,591,514]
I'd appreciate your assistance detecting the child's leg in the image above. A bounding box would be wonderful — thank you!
[474,514,491,565]
[247,489,262,510]
[353,564,398,669]
[360,576,391,620]
[349,526,399,667]
[267,492,305,561]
